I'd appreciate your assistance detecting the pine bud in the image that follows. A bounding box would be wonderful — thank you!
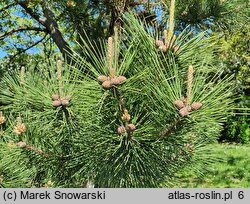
[187,105,192,112]
[44,180,53,188]
[102,80,112,89]
[61,95,71,101]
[110,77,121,85]
[51,94,60,101]
[14,118,26,135]
[7,142,15,149]
[16,141,27,148]
[0,112,6,125]
[159,45,167,52]
[117,126,126,134]
[191,102,203,110]
[181,96,187,105]
[126,124,136,131]
[57,60,63,98]
[47,180,53,186]
[155,40,164,47]
[52,100,62,107]
[181,10,188,16]
[121,109,131,122]
[66,0,76,7]
[61,99,69,106]
[174,100,184,109]
[20,66,25,86]
[97,75,109,83]
[179,107,189,117]
[117,76,127,84]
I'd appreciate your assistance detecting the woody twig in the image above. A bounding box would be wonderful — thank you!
[16,141,49,157]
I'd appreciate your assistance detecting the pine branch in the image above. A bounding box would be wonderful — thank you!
[16,141,49,157]
[159,118,182,137]
[9,34,48,61]
[18,0,73,61]
[18,1,47,25]
[105,36,135,140]
[42,2,73,60]
[0,27,47,40]
[113,88,125,112]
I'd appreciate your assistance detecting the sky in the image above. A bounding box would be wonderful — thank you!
[0,4,38,60]
[0,47,41,59]
[0,49,7,59]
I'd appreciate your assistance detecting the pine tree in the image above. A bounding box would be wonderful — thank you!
[0,3,234,187]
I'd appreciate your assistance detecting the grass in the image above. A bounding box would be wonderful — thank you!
[172,143,250,188]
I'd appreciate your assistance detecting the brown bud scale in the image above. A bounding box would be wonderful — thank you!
[121,109,131,122]
[174,100,184,109]
[126,124,136,131]
[61,95,71,101]
[155,40,164,47]
[52,100,62,107]
[187,105,192,112]
[179,107,189,117]
[51,94,60,101]
[61,99,70,106]
[97,75,109,83]
[117,126,126,134]
[117,76,127,84]
[191,102,203,110]
[159,45,167,52]
[110,77,121,86]
[102,80,112,89]
[16,141,27,148]
[14,123,26,135]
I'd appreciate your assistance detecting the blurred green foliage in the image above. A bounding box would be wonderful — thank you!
[216,22,250,143]
[222,114,250,144]
[171,143,250,188]
[218,24,250,95]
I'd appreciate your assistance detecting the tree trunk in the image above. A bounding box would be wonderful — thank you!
[18,1,73,62]
[42,6,73,62]
[108,0,128,37]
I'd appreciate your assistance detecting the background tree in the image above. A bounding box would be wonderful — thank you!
[1,0,248,63]
[0,0,156,63]
[0,2,234,186]
[0,0,249,187]
[217,20,250,143]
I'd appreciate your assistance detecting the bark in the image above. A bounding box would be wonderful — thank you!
[42,4,73,62]
[0,27,47,40]
[18,1,73,62]
[108,0,127,36]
